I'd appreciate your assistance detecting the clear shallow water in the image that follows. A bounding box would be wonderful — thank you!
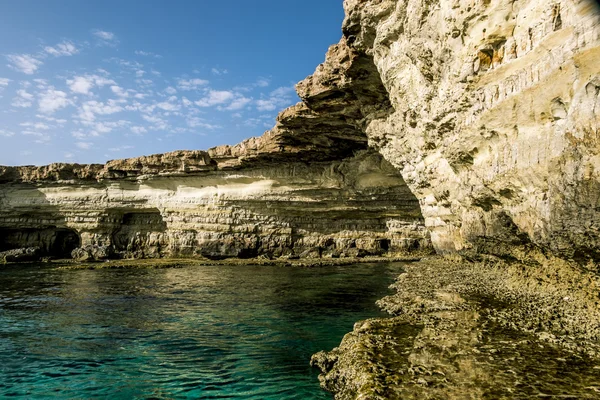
[0,262,405,399]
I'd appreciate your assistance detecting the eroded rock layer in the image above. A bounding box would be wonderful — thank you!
[0,150,429,260]
[300,0,600,262]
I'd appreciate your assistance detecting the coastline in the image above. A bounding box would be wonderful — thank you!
[0,253,428,270]
[311,254,600,399]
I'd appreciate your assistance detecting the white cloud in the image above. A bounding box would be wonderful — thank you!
[0,129,14,137]
[156,100,180,111]
[0,78,10,86]
[92,120,129,134]
[44,41,78,57]
[20,122,50,130]
[177,78,209,90]
[12,89,34,108]
[32,79,49,89]
[135,50,162,58]
[77,99,124,123]
[67,75,116,95]
[195,90,235,107]
[135,70,145,78]
[93,30,118,46]
[6,54,43,74]
[181,97,193,107]
[256,86,296,111]
[142,114,169,130]
[255,78,270,87]
[64,152,74,159]
[108,145,134,152]
[76,141,93,149]
[136,78,153,88]
[224,96,252,111]
[211,68,228,76]
[187,117,220,129]
[68,76,93,95]
[22,130,51,143]
[165,86,177,95]
[36,114,67,124]
[111,85,128,98]
[255,99,277,111]
[38,89,70,114]
[131,126,147,135]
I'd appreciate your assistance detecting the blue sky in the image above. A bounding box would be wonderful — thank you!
[0,1,345,166]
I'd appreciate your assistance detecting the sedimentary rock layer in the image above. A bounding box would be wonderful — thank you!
[300,0,600,261]
[0,150,429,260]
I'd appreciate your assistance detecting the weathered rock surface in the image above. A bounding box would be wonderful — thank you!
[0,150,430,260]
[312,256,600,399]
[299,0,600,262]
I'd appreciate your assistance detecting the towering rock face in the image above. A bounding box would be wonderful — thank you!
[299,0,600,261]
[0,150,429,260]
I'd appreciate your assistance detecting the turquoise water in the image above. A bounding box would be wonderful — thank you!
[0,262,405,399]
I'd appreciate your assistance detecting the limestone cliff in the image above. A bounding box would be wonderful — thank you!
[0,149,428,261]
[298,0,600,262]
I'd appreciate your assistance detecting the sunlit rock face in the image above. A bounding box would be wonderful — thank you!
[299,0,600,261]
[0,150,429,260]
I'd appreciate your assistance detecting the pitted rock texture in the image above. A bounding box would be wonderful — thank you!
[299,0,600,261]
[0,150,430,260]
[312,256,600,399]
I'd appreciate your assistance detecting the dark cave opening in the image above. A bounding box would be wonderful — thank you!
[0,227,81,257]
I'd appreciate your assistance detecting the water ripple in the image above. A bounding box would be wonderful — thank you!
[0,262,404,399]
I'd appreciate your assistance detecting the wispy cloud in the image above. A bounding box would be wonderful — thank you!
[135,50,162,58]
[195,90,235,107]
[187,117,220,129]
[6,54,43,74]
[38,89,70,114]
[130,126,147,135]
[108,145,134,152]
[92,30,118,46]
[76,141,93,149]
[12,89,34,108]
[77,99,124,124]
[44,41,78,57]
[256,85,295,111]
[211,68,228,76]
[20,121,51,130]
[177,78,209,90]
[0,129,14,137]
[224,96,252,111]
[67,74,115,95]
[0,78,10,86]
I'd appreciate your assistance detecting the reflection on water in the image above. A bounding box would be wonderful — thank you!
[0,262,405,399]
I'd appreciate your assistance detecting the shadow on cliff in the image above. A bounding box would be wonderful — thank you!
[0,183,81,257]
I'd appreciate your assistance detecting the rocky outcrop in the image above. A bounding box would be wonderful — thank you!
[299,0,600,262]
[312,256,600,399]
[0,149,429,260]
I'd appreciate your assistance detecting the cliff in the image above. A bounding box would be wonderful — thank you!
[0,149,429,261]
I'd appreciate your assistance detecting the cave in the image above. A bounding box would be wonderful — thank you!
[0,227,80,257]
[111,209,167,253]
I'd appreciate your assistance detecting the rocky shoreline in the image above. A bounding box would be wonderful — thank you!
[311,253,600,399]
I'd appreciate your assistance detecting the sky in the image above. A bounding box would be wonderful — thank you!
[0,1,345,166]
